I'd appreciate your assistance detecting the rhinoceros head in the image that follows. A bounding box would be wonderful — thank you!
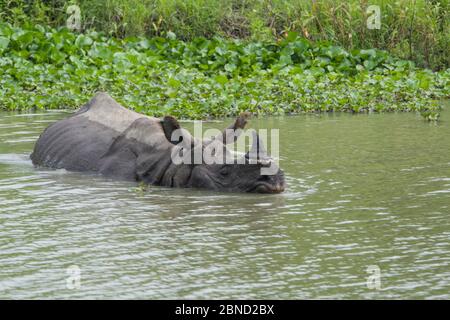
[163,114,286,194]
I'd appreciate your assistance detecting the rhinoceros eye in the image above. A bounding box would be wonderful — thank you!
[220,166,229,176]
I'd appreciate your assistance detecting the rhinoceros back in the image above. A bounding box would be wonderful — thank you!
[31,92,146,171]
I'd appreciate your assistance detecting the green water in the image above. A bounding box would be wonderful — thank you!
[0,109,449,299]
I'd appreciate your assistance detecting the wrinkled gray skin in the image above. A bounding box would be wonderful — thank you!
[31,93,285,193]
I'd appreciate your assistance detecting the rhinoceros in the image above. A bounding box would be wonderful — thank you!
[31,93,285,193]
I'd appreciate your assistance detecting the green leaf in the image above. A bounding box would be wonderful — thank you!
[166,31,176,40]
[167,78,181,88]
[224,63,236,72]
[285,31,299,42]
[215,74,228,85]
[0,36,10,50]
[75,34,93,47]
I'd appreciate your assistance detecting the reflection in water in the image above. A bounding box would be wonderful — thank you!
[0,109,449,299]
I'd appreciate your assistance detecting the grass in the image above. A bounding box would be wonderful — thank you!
[0,23,448,120]
[0,0,448,70]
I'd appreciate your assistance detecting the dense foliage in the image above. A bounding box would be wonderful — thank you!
[1,0,448,70]
[0,23,448,119]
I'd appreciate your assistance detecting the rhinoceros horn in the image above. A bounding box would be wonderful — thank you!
[245,130,272,166]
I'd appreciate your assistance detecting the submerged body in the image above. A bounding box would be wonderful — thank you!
[31,93,285,193]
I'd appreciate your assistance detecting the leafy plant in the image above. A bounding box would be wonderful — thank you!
[0,23,448,120]
[1,0,447,70]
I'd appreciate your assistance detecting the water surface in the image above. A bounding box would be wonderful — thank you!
[0,109,449,299]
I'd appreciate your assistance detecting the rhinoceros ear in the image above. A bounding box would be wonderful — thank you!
[161,116,181,144]
[232,112,251,130]
[214,112,251,144]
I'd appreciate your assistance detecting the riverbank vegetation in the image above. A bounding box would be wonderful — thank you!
[1,0,448,70]
[0,3,448,119]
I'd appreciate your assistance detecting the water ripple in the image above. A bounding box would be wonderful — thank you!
[1,111,450,299]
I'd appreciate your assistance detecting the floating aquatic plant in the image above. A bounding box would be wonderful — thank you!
[0,24,448,120]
